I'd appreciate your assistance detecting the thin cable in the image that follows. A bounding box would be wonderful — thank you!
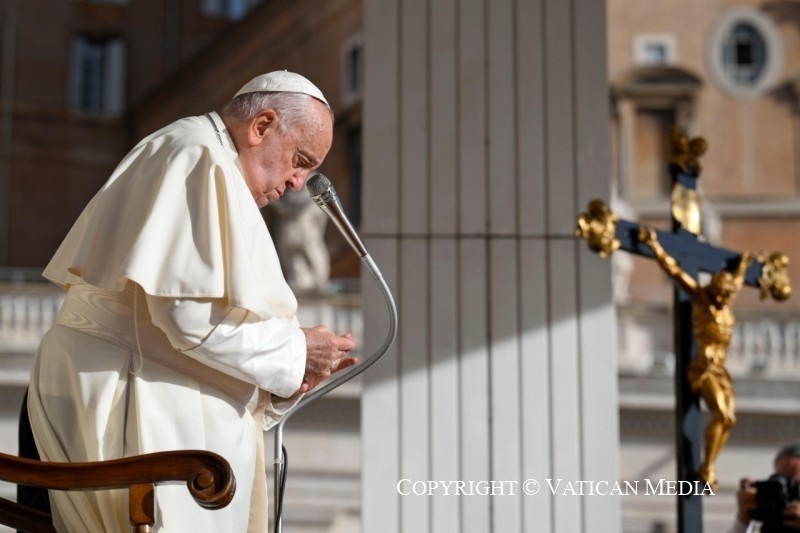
[275,445,288,527]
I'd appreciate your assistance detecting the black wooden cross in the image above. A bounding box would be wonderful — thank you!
[576,129,791,533]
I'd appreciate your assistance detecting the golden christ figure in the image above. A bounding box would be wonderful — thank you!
[639,226,751,490]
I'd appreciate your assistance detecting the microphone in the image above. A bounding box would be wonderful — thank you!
[306,173,368,258]
[273,173,398,533]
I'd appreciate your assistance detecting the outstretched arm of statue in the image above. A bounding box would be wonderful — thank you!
[638,226,700,297]
[733,252,752,291]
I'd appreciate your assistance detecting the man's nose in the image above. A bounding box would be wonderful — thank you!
[287,170,309,191]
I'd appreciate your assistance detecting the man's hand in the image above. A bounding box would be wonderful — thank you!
[736,477,756,526]
[297,326,357,394]
[784,500,800,529]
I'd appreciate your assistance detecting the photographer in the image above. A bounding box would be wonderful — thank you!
[732,443,800,533]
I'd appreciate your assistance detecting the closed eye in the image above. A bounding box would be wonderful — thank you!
[295,150,319,169]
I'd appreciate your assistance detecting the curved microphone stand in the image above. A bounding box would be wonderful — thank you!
[273,174,398,533]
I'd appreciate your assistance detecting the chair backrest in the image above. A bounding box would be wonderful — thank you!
[0,450,235,532]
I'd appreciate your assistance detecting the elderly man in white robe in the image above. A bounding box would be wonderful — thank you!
[22,71,356,532]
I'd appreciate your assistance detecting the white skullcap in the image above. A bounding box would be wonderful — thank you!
[234,71,330,108]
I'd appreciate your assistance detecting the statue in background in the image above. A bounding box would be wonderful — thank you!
[639,226,751,490]
[272,189,330,292]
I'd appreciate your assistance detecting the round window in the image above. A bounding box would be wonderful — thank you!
[708,9,782,98]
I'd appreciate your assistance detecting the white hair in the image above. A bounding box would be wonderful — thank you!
[221,92,332,136]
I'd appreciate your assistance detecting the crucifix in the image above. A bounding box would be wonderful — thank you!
[576,128,792,533]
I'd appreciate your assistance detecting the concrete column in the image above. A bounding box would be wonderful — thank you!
[361,0,620,531]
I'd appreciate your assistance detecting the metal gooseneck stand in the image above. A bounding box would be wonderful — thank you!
[272,174,398,533]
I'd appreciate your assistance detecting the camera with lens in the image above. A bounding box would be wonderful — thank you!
[753,474,800,532]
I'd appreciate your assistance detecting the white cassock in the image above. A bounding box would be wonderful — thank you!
[27,112,306,532]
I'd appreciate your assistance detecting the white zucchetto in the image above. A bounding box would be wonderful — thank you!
[234,71,330,108]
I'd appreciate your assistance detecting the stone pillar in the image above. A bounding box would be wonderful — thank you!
[616,97,637,198]
[361,0,620,531]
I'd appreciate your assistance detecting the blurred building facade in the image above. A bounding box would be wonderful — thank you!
[2,0,800,532]
[0,0,363,272]
[0,0,262,268]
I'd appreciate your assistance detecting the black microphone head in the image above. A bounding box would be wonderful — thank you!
[306,173,332,197]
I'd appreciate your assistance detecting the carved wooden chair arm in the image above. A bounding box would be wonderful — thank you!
[0,450,236,532]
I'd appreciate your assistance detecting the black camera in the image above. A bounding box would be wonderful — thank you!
[753,474,800,532]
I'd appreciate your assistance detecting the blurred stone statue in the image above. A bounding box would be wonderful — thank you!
[639,226,751,490]
[610,187,635,302]
[272,188,330,292]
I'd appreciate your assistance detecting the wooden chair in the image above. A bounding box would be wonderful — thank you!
[0,450,236,532]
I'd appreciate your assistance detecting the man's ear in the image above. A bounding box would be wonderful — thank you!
[246,109,278,146]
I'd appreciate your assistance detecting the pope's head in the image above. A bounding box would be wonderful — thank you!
[221,71,334,208]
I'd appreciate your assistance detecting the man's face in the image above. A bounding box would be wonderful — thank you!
[776,456,800,479]
[240,100,333,208]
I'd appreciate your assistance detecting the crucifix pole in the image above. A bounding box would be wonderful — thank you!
[669,141,704,532]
